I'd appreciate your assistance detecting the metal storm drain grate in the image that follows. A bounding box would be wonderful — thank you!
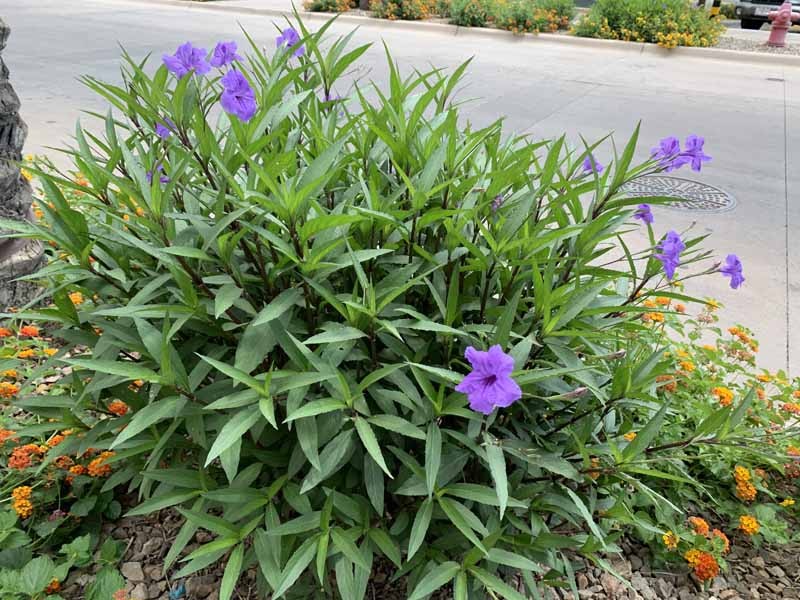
[620,176,737,213]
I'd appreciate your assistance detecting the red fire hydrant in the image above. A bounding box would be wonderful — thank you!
[767,1,800,47]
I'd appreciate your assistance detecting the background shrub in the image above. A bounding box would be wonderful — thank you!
[2,18,796,600]
[305,0,356,13]
[573,0,725,47]
[450,0,494,26]
[370,0,435,19]
[495,0,572,33]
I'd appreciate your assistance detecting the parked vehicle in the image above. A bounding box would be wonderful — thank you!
[734,0,800,29]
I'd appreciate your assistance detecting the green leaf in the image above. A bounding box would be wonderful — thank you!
[64,358,161,382]
[204,406,261,467]
[367,528,401,567]
[469,566,527,600]
[331,528,370,571]
[111,396,187,448]
[125,490,202,516]
[407,498,433,560]
[367,414,425,440]
[215,284,243,319]
[305,326,366,345]
[560,486,606,549]
[273,537,318,598]
[252,288,302,327]
[484,436,508,519]
[354,417,392,478]
[622,402,667,461]
[20,556,55,595]
[438,497,487,554]
[407,561,460,600]
[425,423,441,497]
[285,398,347,422]
[85,567,126,600]
[219,544,244,600]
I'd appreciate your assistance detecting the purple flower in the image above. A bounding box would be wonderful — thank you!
[146,163,170,185]
[679,135,711,172]
[633,203,654,225]
[720,254,744,289]
[210,41,243,68]
[49,509,67,521]
[491,194,505,213]
[655,230,685,280]
[155,118,175,140]
[582,154,604,175]
[220,70,257,122]
[276,27,305,58]
[455,345,522,415]
[651,136,685,172]
[162,42,211,78]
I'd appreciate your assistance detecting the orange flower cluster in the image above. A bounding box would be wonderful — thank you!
[785,462,800,479]
[47,434,65,448]
[688,516,710,536]
[794,390,800,399]
[711,528,730,554]
[0,381,20,398]
[782,403,800,415]
[0,326,12,337]
[662,531,679,550]
[738,515,759,535]
[712,386,734,407]
[54,455,74,469]
[11,486,33,518]
[45,580,61,594]
[87,451,115,477]
[734,466,756,502]
[66,464,86,485]
[656,374,678,393]
[756,373,772,383]
[674,303,686,313]
[0,429,17,444]
[727,326,758,352]
[108,400,129,417]
[693,552,720,581]
[655,297,671,306]
[679,360,695,373]
[18,325,40,337]
[17,349,36,359]
[112,589,128,600]
[9,443,45,469]
[644,312,664,323]
[2,369,18,379]
[787,445,800,457]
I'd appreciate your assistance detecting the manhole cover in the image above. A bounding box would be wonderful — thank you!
[620,175,736,213]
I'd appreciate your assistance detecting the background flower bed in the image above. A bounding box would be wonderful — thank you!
[573,0,726,48]
[0,17,798,600]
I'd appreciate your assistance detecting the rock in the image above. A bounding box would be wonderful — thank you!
[629,555,643,571]
[655,578,674,598]
[720,591,739,600]
[767,565,785,578]
[121,562,145,582]
[630,573,656,600]
[143,565,162,580]
[148,583,164,598]
[141,537,162,557]
[186,574,216,598]
[751,556,766,568]
[577,573,589,590]
[130,583,148,600]
[678,586,694,600]
[600,572,625,598]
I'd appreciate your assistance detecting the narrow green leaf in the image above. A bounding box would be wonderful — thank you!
[407,561,460,600]
[355,417,392,478]
[204,406,261,466]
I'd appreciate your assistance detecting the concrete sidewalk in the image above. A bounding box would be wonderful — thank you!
[2,0,798,373]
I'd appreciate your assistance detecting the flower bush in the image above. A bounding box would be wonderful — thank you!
[305,0,357,13]
[573,0,726,48]
[1,17,797,599]
[370,0,437,20]
[495,0,573,34]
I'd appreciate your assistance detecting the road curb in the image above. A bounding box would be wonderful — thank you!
[124,0,800,65]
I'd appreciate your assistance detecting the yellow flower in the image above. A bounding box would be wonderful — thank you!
[712,386,734,407]
[688,516,709,536]
[780,498,795,507]
[679,360,695,373]
[11,486,33,519]
[702,344,716,351]
[756,373,772,383]
[655,296,671,306]
[43,348,58,357]
[684,548,703,567]
[662,531,679,550]
[68,291,84,306]
[676,349,690,359]
[17,349,36,359]
[2,369,18,379]
[623,432,637,442]
[738,515,759,535]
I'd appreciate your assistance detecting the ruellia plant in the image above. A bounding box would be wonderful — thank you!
[1,16,795,599]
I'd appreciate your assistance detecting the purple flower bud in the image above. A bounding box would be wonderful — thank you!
[582,154,604,175]
[210,41,243,68]
[655,230,685,280]
[633,203,654,225]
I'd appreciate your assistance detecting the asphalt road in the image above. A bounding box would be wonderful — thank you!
[1,0,798,373]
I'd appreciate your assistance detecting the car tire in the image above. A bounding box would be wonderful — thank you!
[741,18,763,29]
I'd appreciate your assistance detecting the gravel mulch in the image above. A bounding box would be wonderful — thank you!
[705,36,800,55]
[53,505,800,600]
